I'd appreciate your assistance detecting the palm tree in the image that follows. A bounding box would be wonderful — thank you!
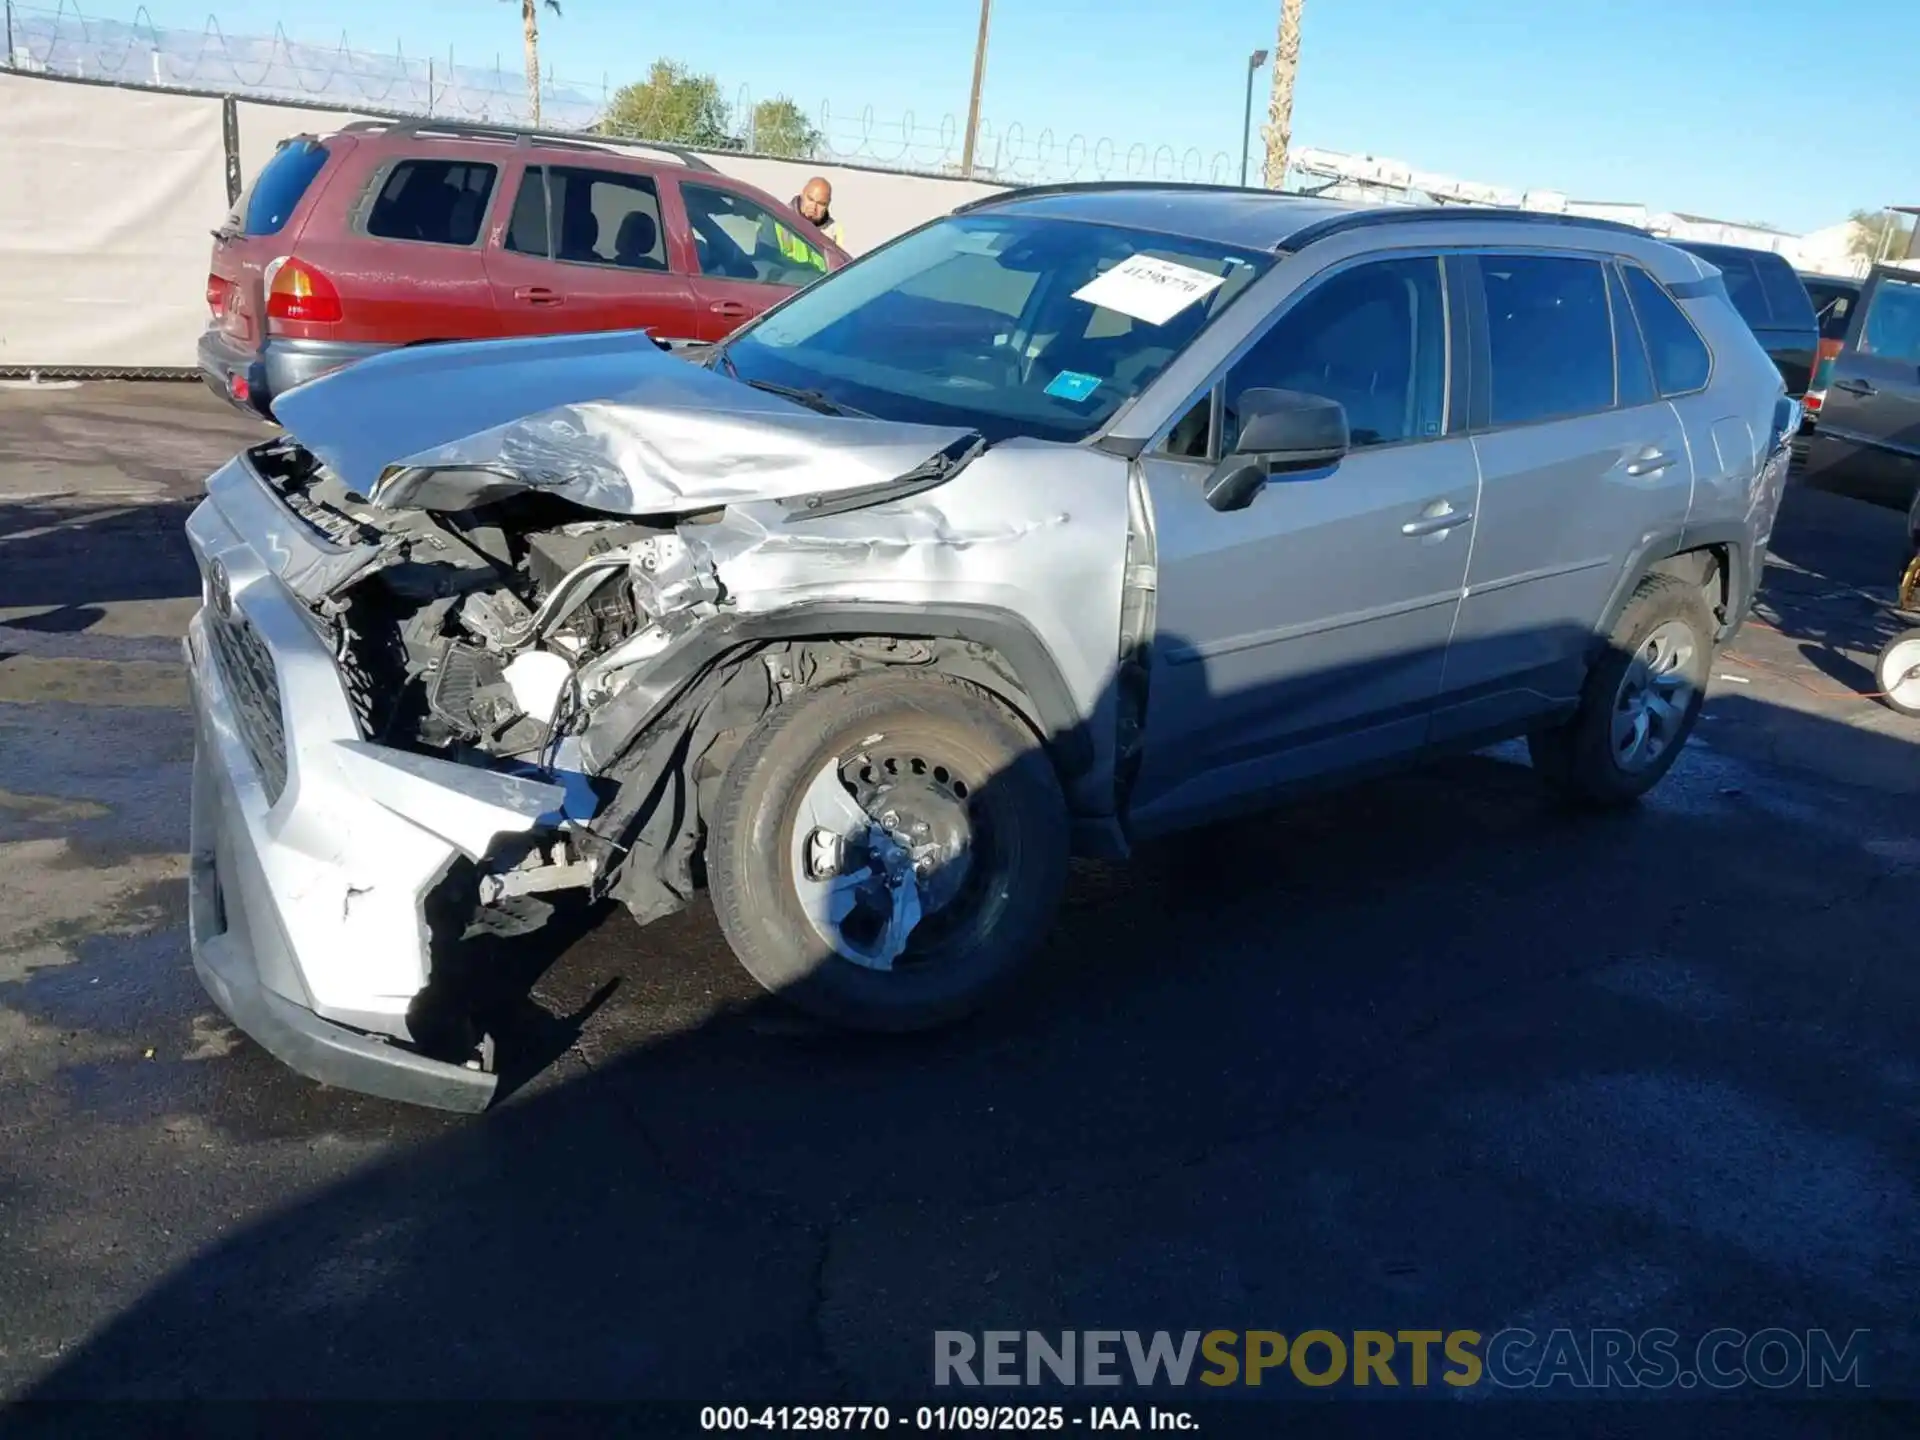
[505,0,561,128]
[1260,0,1305,190]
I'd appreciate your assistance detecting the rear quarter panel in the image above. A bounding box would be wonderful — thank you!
[1672,286,1787,586]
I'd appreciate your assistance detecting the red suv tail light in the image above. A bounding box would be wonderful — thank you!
[205,273,233,317]
[265,257,343,324]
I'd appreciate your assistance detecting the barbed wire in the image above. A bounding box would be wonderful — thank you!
[4,0,1241,184]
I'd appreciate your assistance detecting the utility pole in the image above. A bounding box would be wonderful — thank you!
[960,0,991,179]
[1240,49,1269,187]
[1260,0,1305,190]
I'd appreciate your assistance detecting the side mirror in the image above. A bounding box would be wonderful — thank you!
[1204,388,1350,512]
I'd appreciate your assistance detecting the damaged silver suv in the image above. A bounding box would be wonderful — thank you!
[183,184,1798,1109]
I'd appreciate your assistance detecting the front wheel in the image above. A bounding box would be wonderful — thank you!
[1529,573,1714,807]
[1876,628,1920,717]
[706,670,1070,1032]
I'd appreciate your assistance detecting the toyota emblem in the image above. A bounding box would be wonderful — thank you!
[207,558,233,620]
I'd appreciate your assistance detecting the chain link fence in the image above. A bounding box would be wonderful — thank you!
[4,0,1242,184]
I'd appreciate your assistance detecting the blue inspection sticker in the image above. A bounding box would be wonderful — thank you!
[1044,369,1102,402]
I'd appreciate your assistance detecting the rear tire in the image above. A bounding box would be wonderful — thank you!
[707,670,1069,1032]
[1529,573,1714,808]
[1876,628,1920,718]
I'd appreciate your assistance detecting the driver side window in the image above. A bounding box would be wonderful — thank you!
[1164,256,1448,459]
[682,181,827,288]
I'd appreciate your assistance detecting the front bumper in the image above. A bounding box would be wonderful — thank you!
[197,330,386,421]
[182,456,563,1111]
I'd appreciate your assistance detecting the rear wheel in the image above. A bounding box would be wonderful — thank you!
[707,670,1069,1032]
[1876,628,1920,717]
[1530,573,1714,807]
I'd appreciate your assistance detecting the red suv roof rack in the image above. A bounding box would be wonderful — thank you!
[333,117,721,173]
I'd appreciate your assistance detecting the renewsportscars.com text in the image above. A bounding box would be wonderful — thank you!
[934,1328,1869,1391]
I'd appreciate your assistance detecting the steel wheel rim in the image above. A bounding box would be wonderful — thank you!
[788,743,985,972]
[1611,619,1697,772]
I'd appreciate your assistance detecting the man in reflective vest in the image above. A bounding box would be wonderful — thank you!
[790,177,844,251]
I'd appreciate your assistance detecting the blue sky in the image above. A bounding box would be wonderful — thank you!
[113,0,1918,232]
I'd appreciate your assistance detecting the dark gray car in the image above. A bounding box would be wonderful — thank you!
[1802,264,1920,515]
[181,185,1798,1108]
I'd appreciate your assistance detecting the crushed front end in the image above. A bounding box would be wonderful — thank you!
[182,340,1133,1110]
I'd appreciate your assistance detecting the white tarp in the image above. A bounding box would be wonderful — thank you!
[0,73,229,371]
[0,71,1006,370]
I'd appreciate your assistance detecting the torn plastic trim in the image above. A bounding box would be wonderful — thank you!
[364,398,978,517]
[775,432,987,523]
[329,739,568,858]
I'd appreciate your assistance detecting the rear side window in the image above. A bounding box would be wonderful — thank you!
[240,139,329,237]
[1756,254,1816,331]
[1692,248,1769,327]
[1607,264,1657,408]
[1480,254,1615,426]
[1622,265,1712,395]
[365,160,496,246]
[1858,277,1920,365]
[506,166,667,270]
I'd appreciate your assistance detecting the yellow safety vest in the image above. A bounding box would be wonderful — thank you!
[774,222,827,272]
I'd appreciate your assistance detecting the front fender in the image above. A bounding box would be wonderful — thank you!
[576,601,1114,819]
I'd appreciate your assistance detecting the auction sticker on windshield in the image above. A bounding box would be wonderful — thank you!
[1073,254,1228,326]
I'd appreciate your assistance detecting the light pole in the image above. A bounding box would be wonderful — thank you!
[1240,48,1269,187]
[961,0,992,179]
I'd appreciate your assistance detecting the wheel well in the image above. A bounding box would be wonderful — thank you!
[585,632,1062,929]
[1646,544,1732,627]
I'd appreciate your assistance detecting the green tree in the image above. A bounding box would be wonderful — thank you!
[1848,208,1915,263]
[504,0,561,129]
[748,97,822,159]
[599,61,732,148]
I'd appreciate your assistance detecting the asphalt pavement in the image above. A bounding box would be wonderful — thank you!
[2,383,1918,1433]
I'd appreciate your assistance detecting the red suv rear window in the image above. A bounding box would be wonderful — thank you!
[238,139,330,237]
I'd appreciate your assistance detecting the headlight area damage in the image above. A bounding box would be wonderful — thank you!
[192,361,1136,1110]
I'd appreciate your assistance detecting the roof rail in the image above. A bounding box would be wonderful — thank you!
[333,117,719,172]
[1275,205,1650,252]
[952,179,1277,216]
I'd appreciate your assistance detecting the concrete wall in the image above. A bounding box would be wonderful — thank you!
[0,70,1007,372]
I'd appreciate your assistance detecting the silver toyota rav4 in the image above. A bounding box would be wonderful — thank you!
[182,184,1798,1109]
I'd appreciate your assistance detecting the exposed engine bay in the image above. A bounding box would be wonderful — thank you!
[253,435,717,767]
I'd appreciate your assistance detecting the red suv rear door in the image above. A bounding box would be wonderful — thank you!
[482,159,701,343]
[670,178,832,342]
[290,150,503,343]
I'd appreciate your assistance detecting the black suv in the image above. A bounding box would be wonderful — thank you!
[1802,264,1920,512]
[1673,242,1818,399]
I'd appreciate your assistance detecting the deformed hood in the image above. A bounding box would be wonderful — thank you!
[269,328,977,517]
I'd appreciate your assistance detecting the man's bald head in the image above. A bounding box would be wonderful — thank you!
[798,178,833,222]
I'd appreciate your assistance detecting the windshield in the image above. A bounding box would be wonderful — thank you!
[715,213,1272,444]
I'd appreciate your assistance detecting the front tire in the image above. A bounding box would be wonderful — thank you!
[1530,573,1714,807]
[707,670,1069,1032]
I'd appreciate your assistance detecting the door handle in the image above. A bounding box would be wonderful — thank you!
[1625,448,1677,477]
[1401,503,1473,537]
[514,286,562,305]
[709,300,748,316]
[1834,378,1876,397]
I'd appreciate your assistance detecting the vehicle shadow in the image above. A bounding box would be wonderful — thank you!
[0,499,202,614]
[5,614,1919,1433]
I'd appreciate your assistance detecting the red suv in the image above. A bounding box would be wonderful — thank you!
[198,119,849,419]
